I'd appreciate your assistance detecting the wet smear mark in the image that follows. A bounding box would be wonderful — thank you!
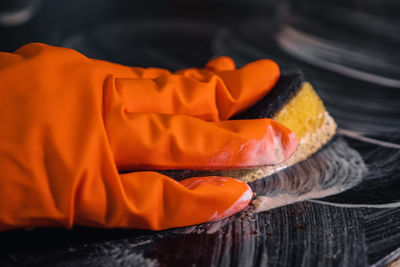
[315,136,400,208]
[371,247,400,267]
[148,202,367,267]
[250,136,367,212]
[359,207,400,265]
[276,26,400,88]
[337,128,400,150]
[212,23,400,137]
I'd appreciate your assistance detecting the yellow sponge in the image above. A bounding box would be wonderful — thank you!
[160,71,337,182]
[216,81,337,182]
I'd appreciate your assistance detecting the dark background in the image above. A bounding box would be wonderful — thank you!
[0,0,276,52]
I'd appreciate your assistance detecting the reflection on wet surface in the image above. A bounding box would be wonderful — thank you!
[250,137,367,211]
[0,3,399,265]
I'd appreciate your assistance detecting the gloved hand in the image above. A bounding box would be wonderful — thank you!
[0,43,297,231]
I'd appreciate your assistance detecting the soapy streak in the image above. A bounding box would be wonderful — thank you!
[181,177,227,190]
[310,199,400,209]
[277,26,400,87]
[252,188,352,212]
[207,126,286,168]
[337,128,400,149]
[214,112,337,182]
[249,137,367,212]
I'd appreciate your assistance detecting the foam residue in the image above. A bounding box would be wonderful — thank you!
[215,112,337,182]
[250,136,367,212]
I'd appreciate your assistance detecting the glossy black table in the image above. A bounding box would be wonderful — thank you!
[0,1,399,266]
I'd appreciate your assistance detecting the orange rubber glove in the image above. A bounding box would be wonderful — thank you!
[0,43,297,231]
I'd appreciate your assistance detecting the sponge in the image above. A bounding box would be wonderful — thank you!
[161,70,337,182]
[221,70,337,182]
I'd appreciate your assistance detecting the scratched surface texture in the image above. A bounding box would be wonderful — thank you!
[0,0,399,266]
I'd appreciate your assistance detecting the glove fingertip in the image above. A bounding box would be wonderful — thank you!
[205,56,236,71]
[206,180,253,222]
[245,59,280,85]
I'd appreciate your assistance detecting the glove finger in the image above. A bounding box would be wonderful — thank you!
[94,56,234,82]
[113,59,280,121]
[104,109,298,171]
[91,172,253,230]
[92,58,172,79]
[92,56,234,81]
[168,56,236,85]
[0,52,24,69]
[205,56,236,71]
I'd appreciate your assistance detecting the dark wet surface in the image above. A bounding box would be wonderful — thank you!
[0,0,399,266]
